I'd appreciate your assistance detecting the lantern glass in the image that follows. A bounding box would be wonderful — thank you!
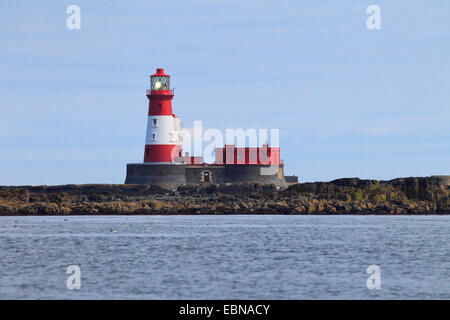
[151,76,170,90]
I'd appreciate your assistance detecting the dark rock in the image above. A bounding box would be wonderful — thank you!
[0,177,449,215]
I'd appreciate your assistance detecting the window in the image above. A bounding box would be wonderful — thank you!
[152,133,156,141]
[151,76,170,90]
[152,118,158,126]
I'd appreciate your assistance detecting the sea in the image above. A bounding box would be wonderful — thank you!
[0,215,448,299]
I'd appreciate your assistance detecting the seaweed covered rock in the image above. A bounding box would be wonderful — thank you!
[0,177,449,215]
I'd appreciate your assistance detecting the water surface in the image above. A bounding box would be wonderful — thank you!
[0,215,448,299]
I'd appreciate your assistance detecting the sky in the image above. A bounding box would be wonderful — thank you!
[0,0,449,185]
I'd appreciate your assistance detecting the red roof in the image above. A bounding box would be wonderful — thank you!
[151,68,170,77]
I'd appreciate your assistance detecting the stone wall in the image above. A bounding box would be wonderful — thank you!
[125,164,186,188]
[185,165,228,184]
[126,163,287,188]
[225,164,286,188]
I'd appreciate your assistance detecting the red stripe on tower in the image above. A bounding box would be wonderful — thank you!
[143,68,183,164]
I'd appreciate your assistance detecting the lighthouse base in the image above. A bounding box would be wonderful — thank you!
[125,163,286,188]
[125,163,186,188]
[184,164,286,187]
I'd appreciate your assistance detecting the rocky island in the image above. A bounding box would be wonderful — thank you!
[0,177,449,215]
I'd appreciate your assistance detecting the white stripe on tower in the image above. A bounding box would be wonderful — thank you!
[145,116,181,145]
[143,68,183,164]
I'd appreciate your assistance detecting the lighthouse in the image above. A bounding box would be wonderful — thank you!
[125,68,288,188]
[144,68,182,163]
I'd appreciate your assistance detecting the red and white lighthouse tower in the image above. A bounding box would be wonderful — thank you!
[126,67,287,187]
[143,68,183,164]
